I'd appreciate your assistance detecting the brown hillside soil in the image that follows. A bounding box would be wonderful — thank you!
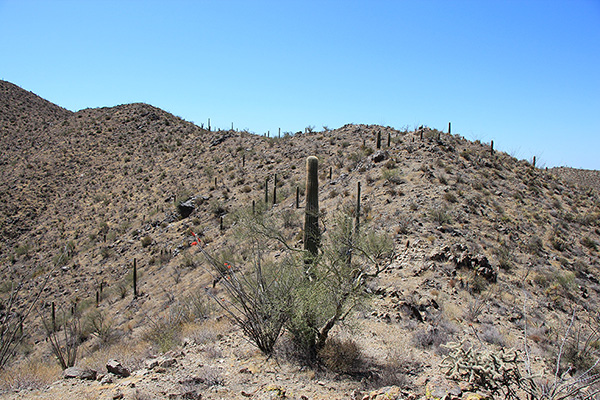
[1,81,599,399]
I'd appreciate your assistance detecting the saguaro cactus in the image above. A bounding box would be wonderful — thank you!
[264,177,269,205]
[304,156,320,257]
[355,182,361,235]
[376,131,381,149]
[273,174,277,205]
[133,258,138,298]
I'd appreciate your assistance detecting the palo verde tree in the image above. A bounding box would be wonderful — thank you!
[199,180,395,362]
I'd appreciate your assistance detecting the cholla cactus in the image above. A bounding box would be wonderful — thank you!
[441,340,522,397]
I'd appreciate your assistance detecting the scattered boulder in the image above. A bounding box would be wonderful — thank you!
[145,356,177,370]
[177,199,195,218]
[100,373,114,384]
[366,386,410,400]
[430,244,497,283]
[63,366,97,380]
[371,150,388,163]
[425,375,462,399]
[106,359,130,377]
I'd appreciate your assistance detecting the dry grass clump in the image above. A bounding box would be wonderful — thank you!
[0,358,61,393]
[412,318,457,354]
[318,337,362,374]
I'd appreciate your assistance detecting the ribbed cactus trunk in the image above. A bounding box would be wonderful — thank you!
[304,156,320,257]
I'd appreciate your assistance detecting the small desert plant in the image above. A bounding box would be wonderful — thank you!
[1,260,57,369]
[526,235,544,255]
[42,306,81,370]
[85,309,114,345]
[494,243,513,271]
[443,191,458,203]
[428,207,452,225]
[318,337,362,374]
[381,168,404,184]
[521,308,600,400]
[581,236,598,251]
[412,318,456,354]
[140,235,153,247]
[441,340,523,399]
[143,309,186,353]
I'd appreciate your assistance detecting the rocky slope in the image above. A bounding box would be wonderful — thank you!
[1,80,599,399]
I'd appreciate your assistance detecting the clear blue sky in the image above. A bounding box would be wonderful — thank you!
[1,1,599,169]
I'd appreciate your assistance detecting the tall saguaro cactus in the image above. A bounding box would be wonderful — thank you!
[304,156,320,257]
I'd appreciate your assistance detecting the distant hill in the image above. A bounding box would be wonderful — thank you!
[551,166,600,194]
[1,80,599,399]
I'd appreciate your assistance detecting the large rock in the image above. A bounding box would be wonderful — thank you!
[177,199,195,218]
[106,359,130,377]
[63,366,97,380]
[371,150,389,163]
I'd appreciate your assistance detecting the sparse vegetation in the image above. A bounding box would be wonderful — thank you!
[2,81,600,398]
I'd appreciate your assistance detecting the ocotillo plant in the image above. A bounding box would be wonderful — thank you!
[304,156,320,257]
[51,301,56,332]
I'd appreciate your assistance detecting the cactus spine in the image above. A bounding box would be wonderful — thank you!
[304,156,320,257]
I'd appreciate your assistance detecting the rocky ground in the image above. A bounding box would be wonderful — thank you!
[1,80,599,399]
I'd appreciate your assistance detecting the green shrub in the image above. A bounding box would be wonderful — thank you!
[581,236,598,250]
[141,236,153,248]
[429,207,452,225]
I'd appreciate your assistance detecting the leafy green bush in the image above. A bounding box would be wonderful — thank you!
[200,206,394,361]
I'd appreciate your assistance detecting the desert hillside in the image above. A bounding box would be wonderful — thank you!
[1,80,599,400]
